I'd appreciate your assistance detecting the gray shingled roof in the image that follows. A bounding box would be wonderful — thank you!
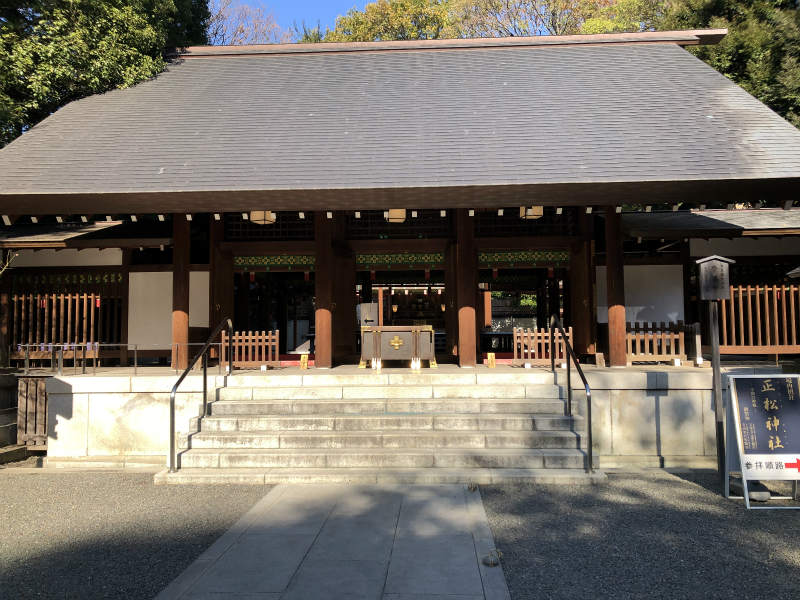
[623,209,800,238]
[1,37,799,214]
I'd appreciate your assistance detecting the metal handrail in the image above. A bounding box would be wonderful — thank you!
[549,315,593,474]
[169,318,233,473]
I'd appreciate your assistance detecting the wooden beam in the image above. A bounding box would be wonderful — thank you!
[219,240,316,254]
[314,212,334,368]
[605,207,626,367]
[476,235,578,250]
[171,218,190,370]
[349,238,447,254]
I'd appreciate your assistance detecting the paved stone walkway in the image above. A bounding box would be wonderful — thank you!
[156,484,510,600]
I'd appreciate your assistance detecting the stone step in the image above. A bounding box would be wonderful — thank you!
[216,383,562,401]
[208,398,566,416]
[199,413,581,432]
[182,429,585,450]
[178,448,588,469]
[155,467,606,485]
[221,370,555,389]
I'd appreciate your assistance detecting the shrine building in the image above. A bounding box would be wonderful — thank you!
[2,29,800,480]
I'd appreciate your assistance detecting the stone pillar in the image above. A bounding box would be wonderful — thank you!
[314,212,334,368]
[171,217,190,370]
[605,207,626,367]
[455,209,477,367]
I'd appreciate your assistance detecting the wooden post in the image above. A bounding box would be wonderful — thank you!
[377,287,384,327]
[482,290,492,328]
[210,217,234,331]
[0,273,9,367]
[172,217,190,370]
[444,241,458,357]
[455,209,477,367]
[605,207,626,367]
[570,239,594,356]
[314,212,334,368]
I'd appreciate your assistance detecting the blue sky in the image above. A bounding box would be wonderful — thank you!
[256,1,368,32]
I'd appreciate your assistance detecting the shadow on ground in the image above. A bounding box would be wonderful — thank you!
[0,471,268,599]
[482,471,800,600]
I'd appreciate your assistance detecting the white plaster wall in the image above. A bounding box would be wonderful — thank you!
[690,237,800,257]
[189,271,210,328]
[128,272,172,349]
[596,265,684,324]
[11,248,122,267]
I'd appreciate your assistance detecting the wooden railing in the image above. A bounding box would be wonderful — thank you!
[221,330,280,369]
[720,285,800,355]
[626,321,687,364]
[513,326,572,366]
[9,293,115,360]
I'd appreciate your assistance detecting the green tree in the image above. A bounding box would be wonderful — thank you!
[659,0,800,128]
[0,1,209,148]
[312,0,451,42]
[580,0,664,33]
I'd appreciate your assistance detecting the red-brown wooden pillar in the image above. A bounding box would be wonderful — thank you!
[377,287,384,326]
[314,212,334,368]
[605,207,626,367]
[172,217,190,370]
[332,222,357,363]
[455,209,477,367]
[482,290,492,328]
[570,238,594,356]
[210,217,234,328]
[0,269,9,367]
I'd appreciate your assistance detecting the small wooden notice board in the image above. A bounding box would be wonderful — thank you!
[727,375,800,509]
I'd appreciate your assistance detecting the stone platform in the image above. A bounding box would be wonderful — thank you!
[39,363,788,477]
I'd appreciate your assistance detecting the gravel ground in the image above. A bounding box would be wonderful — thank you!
[0,469,268,599]
[482,471,800,600]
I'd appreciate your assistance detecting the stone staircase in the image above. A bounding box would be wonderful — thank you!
[157,369,601,484]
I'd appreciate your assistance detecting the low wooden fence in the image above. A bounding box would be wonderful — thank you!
[512,327,572,366]
[626,321,688,364]
[719,285,800,356]
[17,377,47,447]
[221,330,280,369]
[9,293,115,362]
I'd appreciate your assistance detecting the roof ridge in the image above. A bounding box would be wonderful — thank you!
[176,29,727,58]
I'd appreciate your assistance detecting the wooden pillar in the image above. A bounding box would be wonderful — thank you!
[210,217,234,328]
[570,239,594,356]
[377,287,384,326]
[455,209,477,367]
[444,241,458,357]
[314,212,334,368]
[172,217,190,370]
[482,290,492,328]
[605,207,626,367]
[0,275,9,368]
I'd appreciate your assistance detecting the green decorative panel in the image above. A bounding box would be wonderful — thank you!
[356,252,445,268]
[479,250,569,267]
[234,255,315,269]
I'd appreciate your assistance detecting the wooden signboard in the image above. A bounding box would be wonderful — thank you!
[728,375,800,509]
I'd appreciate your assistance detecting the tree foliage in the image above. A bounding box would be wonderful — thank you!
[659,0,800,128]
[448,0,590,36]
[329,0,450,41]
[208,0,289,45]
[0,1,209,148]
